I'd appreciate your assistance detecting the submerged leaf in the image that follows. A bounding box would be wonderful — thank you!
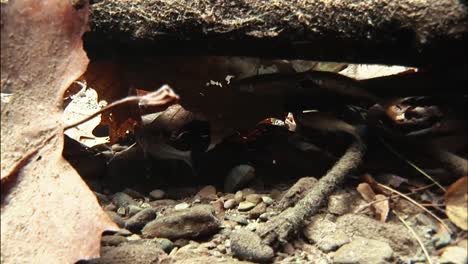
[1,1,116,263]
[445,176,468,230]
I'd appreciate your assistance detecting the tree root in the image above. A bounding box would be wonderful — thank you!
[255,140,366,246]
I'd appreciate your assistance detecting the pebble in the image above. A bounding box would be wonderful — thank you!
[327,191,361,215]
[149,189,165,200]
[333,237,393,264]
[142,205,221,240]
[246,222,258,232]
[224,199,237,209]
[125,208,157,233]
[152,238,174,253]
[127,205,143,217]
[196,185,217,201]
[126,234,141,241]
[245,194,262,205]
[261,196,274,205]
[225,214,249,225]
[230,229,274,263]
[174,202,190,211]
[114,229,132,236]
[112,192,138,208]
[440,246,467,264]
[259,212,277,222]
[101,235,127,246]
[248,202,267,219]
[140,202,151,209]
[117,207,127,216]
[238,201,256,211]
[234,191,244,203]
[432,227,452,248]
[217,244,226,253]
[224,164,255,193]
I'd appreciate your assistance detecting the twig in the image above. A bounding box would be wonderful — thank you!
[379,138,446,192]
[395,211,433,264]
[378,183,451,234]
[63,85,179,131]
[256,140,365,245]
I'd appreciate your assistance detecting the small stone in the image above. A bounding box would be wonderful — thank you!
[283,242,295,255]
[101,235,127,246]
[196,185,217,201]
[230,229,274,263]
[126,234,141,241]
[238,201,256,211]
[142,205,221,240]
[248,202,267,219]
[114,229,132,236]
[224,165,255,193]
[225,214,248,225]
[433,228,452,248]
[125,208,157,233]
[217,244,226,253]
[259,212,277,222]
[261,196,274,205]
[333,237,393,264]
[414,213,438,233]
[327,191,360,215]
[149,189,165,200]
[122,188,145,199]
[152,238,174,253]
[234,191,244,203]
[140,202,151,209]
[117,207,126,216]
[210,199,225,216]
[440,246,467,264]
[112,192,138,208]
[246,222,258,231]
[127,204,143,217]
[173,239,190,248]
[174,202,190,211]
[224,199,237,209]
[245,194,262,205]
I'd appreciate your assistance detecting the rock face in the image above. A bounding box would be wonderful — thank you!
[141,205,221,239]
[230,229,274,263]
[333,237,393,264]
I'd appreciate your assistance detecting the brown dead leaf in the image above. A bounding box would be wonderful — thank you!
[445,176,468,230]
[1,1,116,263]
[357,183,390,222]
[357,182,376,202]
[374,194,390,222]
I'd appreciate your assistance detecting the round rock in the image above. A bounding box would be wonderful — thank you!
[230,229,274,263]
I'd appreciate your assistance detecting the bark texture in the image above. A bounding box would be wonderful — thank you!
[87,0,468,67]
